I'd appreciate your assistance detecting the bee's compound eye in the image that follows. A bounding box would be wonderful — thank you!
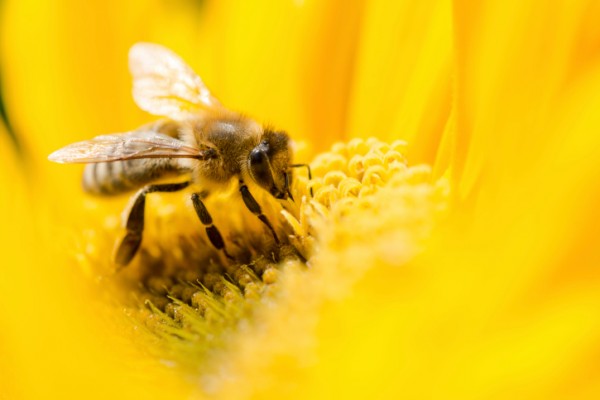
[249,147,275,193]
[249,148,271,180]
[250,148,267,165]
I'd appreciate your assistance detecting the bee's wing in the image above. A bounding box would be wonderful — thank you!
[129,42,224,120]
[48,130,203,164]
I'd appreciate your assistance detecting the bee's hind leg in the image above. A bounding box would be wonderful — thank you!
[238,180,280,245]
[191,192,234,261]
[115,181,191,266]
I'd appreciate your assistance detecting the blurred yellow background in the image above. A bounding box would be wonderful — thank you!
[2,0,600,399]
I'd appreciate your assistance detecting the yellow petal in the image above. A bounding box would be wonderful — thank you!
[193,0,365,155]
[0,124,29,399]
[347,0,453,165]
[1,0,154,161]
[411,58,600,399]
[452,0,600,201]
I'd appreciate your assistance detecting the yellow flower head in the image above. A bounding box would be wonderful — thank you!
[2,0,600,399]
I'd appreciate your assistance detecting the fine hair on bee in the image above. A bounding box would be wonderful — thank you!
[49,42,312,266]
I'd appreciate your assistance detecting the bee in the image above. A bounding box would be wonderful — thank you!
[49,43,310,266]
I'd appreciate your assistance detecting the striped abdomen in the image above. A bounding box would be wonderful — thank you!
[82,158,183,195]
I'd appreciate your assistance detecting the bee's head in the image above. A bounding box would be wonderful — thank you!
[248,129,292,200]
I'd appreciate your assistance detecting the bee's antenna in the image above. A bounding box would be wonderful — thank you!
[284,172,294,202]
[289,164,313,197]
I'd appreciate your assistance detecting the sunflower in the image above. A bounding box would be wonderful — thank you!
[2,0,600,399]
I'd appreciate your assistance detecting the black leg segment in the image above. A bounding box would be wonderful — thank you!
[239,180,280,244]
[191,193,233,260]
[115,181,190,266]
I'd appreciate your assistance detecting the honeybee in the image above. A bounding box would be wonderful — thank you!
[49,43,310,266]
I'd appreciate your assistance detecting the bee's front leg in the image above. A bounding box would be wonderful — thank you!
[115,181,190,266]
[238,180,280,244]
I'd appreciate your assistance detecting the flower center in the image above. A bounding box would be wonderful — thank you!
[78,137,448,378]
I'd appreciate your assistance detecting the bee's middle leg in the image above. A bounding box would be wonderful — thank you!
[115,181,190,266]
[190,193,234,260]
